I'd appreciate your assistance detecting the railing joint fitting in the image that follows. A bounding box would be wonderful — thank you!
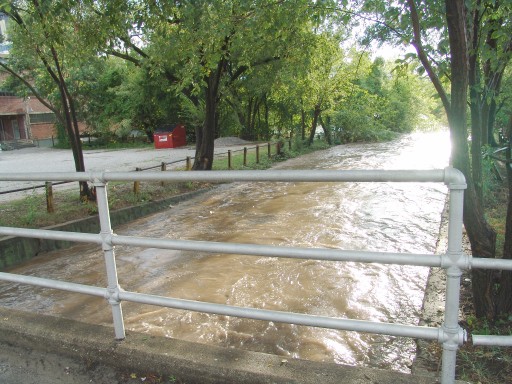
[105,285,123,305]
[90,171,108,186]
[100,231,115,251]
[441,251,470,271]
[443,167,467,190]
[439,325,466,346]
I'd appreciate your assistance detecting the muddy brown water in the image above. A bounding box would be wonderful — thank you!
[0,131,450,373]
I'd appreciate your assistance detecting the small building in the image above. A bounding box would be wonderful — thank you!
[0,95,57,147]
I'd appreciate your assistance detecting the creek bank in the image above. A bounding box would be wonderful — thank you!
[412,197,472,379]
[0,188,211,269]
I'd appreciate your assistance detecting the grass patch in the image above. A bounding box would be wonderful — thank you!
[456,159,512,384]
[457,314,512,384]
[0,181,203,229]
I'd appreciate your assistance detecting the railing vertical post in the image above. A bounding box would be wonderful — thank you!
[160,162,166,186]
[133,167,141,194]
[256,145,260,164]
[45,181,54,213]
[228,150,232,169]
[243,147,247,167]
[94,180,125,340]
[440,174,467,384]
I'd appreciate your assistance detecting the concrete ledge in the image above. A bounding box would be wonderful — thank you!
[0,307,452,384]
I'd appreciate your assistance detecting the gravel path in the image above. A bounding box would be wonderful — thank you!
[0,139,254,202]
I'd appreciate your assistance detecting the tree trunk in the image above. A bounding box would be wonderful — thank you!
[301,107,306,141]
[445,0,498,319]
[193,89,216,170]
[252,98,261,139]
[308,105,321,145]
[192,67,222,170]
[486,97,499,147]
[49,45,93,200]
[319,115,332,145]
[468,4,484,204]
[496,117,512,314]
[482,12,505,148]
[263,94,270,140]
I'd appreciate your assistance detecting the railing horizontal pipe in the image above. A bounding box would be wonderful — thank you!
[472,335,512,346]
[0,226,442,267]
[119,290,440,340]
[0,227,101,244]
[0,168,457,184]
[103,169,455,184]
[0,172,92,182]
[112,235,442,267]
[0,181,71,195]
[0,270,440,341]
[0,272,106,298]
[471,257,512,270]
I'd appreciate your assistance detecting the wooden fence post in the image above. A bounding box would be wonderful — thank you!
[276,142,281,155]
[45,181,54,213]
[160,162,166,186]
[133,167,141,194]
[267,142,271,158]
[256,145,260,164]
[186,156,191,170]
[228,150,232,169]
[243,147,247,167]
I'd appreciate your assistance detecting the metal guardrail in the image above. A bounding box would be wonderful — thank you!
[1,167,512,384]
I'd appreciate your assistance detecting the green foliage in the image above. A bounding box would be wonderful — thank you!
[481,147,501,207]
[21,190,41,226]
[3,0,442,152]
[458,313,512,384]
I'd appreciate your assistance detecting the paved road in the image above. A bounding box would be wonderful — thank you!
[0,142,250,202]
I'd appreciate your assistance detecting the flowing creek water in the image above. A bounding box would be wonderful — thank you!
[0,130,451,372]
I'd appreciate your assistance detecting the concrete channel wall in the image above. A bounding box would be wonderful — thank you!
[0,188,210,269]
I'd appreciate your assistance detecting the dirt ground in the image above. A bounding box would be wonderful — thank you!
[0,342,122,384]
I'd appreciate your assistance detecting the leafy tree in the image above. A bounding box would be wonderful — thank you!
[76,58,182,142]
[1,0,96,199]
[89,0,339,169]
[361,0,512,319]
[302,32,351,145]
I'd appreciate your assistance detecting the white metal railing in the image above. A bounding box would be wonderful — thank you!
[1,168,511,384]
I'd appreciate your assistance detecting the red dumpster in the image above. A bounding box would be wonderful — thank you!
[153,124,186,149]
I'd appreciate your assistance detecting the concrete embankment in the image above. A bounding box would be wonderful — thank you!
[0,188,210,269]
[0,307,462,384]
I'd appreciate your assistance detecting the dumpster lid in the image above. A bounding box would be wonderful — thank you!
[154,123,183,133]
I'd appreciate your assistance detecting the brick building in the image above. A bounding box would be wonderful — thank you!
[0,95,56,143]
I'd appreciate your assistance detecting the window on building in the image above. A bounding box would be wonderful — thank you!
[30,113,56,124]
